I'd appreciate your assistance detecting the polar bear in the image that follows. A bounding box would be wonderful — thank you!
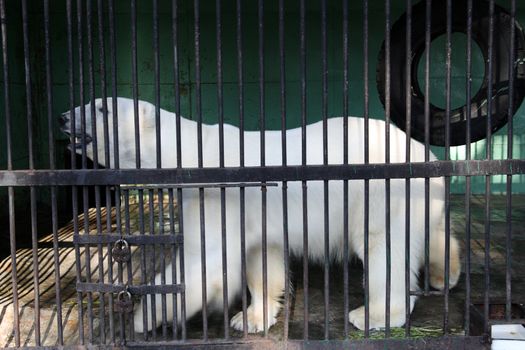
[60,97,460,333]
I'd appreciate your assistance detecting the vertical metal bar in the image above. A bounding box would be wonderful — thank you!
[404,0,412,337]
[423,0,432,295]
[171,0,186,339]
[77,0,95,340]
[320,0,330,340]
[194,0,208,339]
[0,0,10,173]
[177,186,187,340]
[96,0,114,341]
[138,188,149,340]
[152,0,168,340]
[21,8,41,344]
[443,0,453,334]
[278,0,290,341]
[131,0,140,169]
[23,0,42,346]
[108,0,119,171]
[129,0,148,338]
[257,0,269,337]
[464,0,473,335]
[505,0,516,322]
[67,0,85,343]
[383,0,391,338]
[44,0,65,344]
[1,2,18,345]
[148,189,157,342]
[108,0,123,341]
[236,0,248,337]
[86,0,106,342]
[299,0,309,339]
[7,189,18,347]
[363,0,370,336]
[167,189,178,339]
[342,0,350,339]
[215,0,229,339]
[484,0,495,335]
[124,191,135,341]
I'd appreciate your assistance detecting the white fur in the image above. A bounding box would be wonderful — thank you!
[61,97,460,332]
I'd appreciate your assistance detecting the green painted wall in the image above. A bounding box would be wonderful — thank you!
[0,0,524,197]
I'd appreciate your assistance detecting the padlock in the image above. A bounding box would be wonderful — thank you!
[115,290,134,314]
[112,239,131,263]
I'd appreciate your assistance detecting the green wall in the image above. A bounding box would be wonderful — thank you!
[0,0,524,195]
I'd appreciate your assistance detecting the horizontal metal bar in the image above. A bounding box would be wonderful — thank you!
[76,282,184,295]
[0,160,523,186]
[73,234,183,245]
[4,336,489,350]
[410,290,446,296]
[120,182,278,190]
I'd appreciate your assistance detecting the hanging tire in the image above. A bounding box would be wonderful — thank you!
[376,0,525,146]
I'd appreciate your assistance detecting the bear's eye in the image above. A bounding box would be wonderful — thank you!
[98,107,104,113]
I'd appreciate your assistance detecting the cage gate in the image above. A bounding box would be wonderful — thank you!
[0,0,525,349]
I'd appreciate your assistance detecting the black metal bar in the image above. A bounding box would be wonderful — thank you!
[484,0,495,336]
[67,0,84,343]
[256,0,268,337]
[464,0,473,336]
[193,0,208,339]
[505,0,516,323]
[300,0,308,339]
[2,6,19,343]
[95,0,114,342]
[342,0,350,339]
[321,0,330,340]
[148,190,158,342]
[121,183,277,190]
[443,0,453,335]
[236,0,248,337]
[74,234,183,246]
[278,0,290,341]
[177,187,187,340]
[160,193,168,338]
[21,0,33,170]
[0,0,10,173]
[107,0,122,341]
[423,0,432,295]
[77,283,184,295]
[152,0,167,338]
[404,0,412,337]
[105,337,490,350]
[363,0,370,336]
[124,190,135,341]
[215,0,229,338]
[170,3,186,335]
[86,0,107,342]
[1,160,524,187]
[108,0,120,171]
[131,0,140,169]
[21,2,40,340]
[167,189,178,340]
[384,0,391,338]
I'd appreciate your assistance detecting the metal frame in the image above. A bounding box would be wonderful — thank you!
[0,0,522,348]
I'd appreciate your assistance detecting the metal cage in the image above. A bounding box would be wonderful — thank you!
[0,0,524,349]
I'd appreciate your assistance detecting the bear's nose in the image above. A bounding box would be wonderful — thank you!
[58,113,68,126]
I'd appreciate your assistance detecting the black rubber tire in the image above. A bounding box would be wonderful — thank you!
[376,0,525,146]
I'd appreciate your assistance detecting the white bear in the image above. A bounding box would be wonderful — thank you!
[60,97,460,333]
